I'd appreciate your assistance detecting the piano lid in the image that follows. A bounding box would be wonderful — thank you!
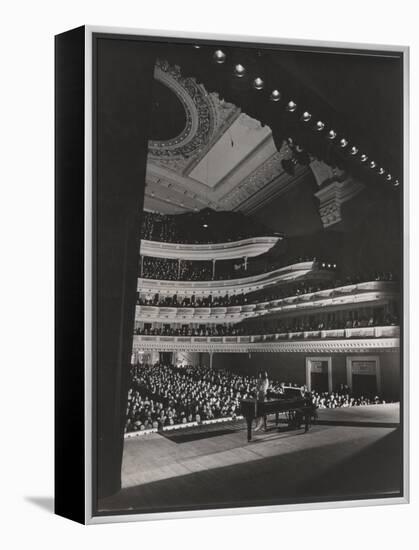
[282,386,305,399]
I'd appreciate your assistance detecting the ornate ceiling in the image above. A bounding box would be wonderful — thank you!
[144,59,311,215]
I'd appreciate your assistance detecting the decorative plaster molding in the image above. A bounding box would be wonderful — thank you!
[315,179,364,228]
[147,59,239,173]
[139,235,281,261]
[132,335,400,354]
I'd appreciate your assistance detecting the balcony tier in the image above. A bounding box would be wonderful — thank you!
[137,260,330,295]
[136,281,398,324]
[132,326,400,353]
[139,235,281,261]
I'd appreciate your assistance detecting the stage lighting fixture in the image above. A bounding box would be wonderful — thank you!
[234,64,246,77]
[270,89,281,102]
[213,49,226,64]
[253,77,264,90]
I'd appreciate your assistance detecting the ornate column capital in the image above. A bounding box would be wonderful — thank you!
[310,160,364,228]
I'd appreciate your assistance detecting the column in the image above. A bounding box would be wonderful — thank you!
[310,160,364,229]
[212,258,216,280]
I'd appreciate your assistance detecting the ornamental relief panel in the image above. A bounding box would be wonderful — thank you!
[147,59,239,173]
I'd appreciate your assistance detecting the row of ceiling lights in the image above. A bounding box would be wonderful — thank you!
[211,49,400,187]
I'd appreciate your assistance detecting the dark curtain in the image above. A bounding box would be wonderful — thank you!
[94,36,160,502]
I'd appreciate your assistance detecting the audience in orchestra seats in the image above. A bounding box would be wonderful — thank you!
[124,363,386,433]
[311,389,384,409]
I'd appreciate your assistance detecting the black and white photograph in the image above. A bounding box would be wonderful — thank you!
[3,0,419,546]
[83,32,406,519]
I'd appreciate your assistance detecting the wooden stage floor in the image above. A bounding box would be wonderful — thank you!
[98,404,402,514]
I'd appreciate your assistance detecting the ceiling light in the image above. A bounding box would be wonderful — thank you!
[316,121,325,131]
[369,161,376,169]
[270,89,281,102]
[301,111,312,122]
[253,77,264,90]
[203,224,208,228]
[393,179,400,187]
[340,138,348,148]
[234,64,246,77]
[350,146,358,155]
[328,130,337,140]
[213,50,226,64]
[287,100,297,112]
[378,167,385,175]
[386,174,392,181]
[360,154,368,163]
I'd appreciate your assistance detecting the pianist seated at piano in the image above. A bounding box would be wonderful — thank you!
[254,370,269,432]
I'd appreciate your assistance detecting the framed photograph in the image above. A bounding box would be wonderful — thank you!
[55,26,409,524]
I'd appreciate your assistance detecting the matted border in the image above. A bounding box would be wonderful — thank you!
[84,26,409,524]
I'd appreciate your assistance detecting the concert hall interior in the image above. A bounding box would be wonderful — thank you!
[96,42,403,514]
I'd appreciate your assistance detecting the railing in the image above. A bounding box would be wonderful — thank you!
[138,260,325,295]
[135,281,399,323]
[139,236,281,261]
[134,325,400,344]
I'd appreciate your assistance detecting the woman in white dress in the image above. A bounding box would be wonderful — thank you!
[254,370,269,431]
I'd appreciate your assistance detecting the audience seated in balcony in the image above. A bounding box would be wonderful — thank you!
[140,254,326,282]
[241,311,399,335]
[140,210,271,245]
[134,310,399,340]
[137,271,397,310]
[135,324,245,337]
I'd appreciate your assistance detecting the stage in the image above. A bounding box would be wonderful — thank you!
[98,403,402,514]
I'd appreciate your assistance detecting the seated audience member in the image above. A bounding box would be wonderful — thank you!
[124,363,385,433]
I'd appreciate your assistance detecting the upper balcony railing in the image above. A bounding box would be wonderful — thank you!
[139,236,282,262]
[137,260,332,295]
[140,210,277,246]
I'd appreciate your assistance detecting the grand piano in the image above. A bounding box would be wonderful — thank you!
[240,386,312,441]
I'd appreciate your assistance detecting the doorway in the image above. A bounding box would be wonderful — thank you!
[346,356,381,398]
[306,357,332,392]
